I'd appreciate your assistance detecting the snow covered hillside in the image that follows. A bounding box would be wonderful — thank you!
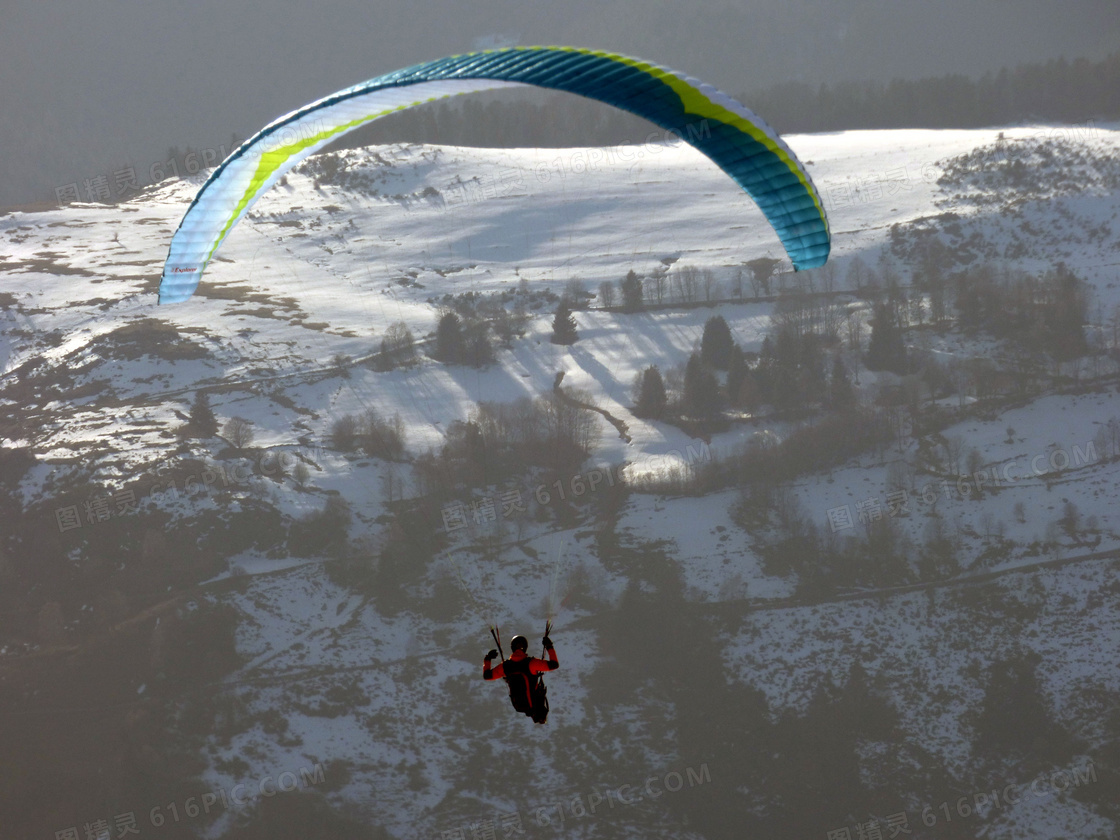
[3,122,1120,839]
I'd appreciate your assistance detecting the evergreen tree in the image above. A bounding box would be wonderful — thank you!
[737,369,760,412]
[954,269,987,328]
[633,365,667,419]
[434,311,465,362]
[550,299,579,345]
[620,270,644,312]
[759,335,775,360]
[700,315,735,369]
[187,391,218,437]
[975,653,1080,765]
[753,340,777,407]
[682,353,721,420]
[462,319,496,367]
[329,414,359,451]
[865,303,907,374]
[726,344,747,406]
[1044,264,1088,360]
[769,328,801,411]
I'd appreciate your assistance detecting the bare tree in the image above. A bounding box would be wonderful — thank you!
[701,268,720,303]
[772,260,793,294]
[929,276,948,324]
[887,459,914,492]
[360,409,406,459]
[820,301,845,343]
[878,251,902,298]
[942,435,966,475]
[770,291,813,343]
[381,321,415,358]
[966,448,985,487]
[662,362,686,410]
[538,389,599,465]
[909,295,926,327]
[598,280,615,309]
[846,256,870,292]
[673,264,700,303]
[731,266,745,299]
[1094,419,1113,460]
[381,463,402,504]
[563,277,588,308]
[819,261,837,295]
[223,416,254,449]
[846,310,863,351]
[771,486,805,537]
[647,267,668,305]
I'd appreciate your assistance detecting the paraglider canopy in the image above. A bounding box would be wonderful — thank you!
[158,46,830,304]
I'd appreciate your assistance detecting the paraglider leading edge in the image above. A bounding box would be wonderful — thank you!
[158,45,831,304]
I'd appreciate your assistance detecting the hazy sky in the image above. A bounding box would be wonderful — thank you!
[3,0,1117,207]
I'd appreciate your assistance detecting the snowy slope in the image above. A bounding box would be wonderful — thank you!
[4,123,1120,839]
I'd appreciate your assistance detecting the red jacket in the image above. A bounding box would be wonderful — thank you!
[484,648,559,710]
[483,647,559,680]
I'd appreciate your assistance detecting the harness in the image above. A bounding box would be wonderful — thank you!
[501,655,542,714]
[490,623,551,723]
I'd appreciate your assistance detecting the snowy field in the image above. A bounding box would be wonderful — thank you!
[4,122,1120,838]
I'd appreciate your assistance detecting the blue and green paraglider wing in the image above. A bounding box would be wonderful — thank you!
[159,46,830,304]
